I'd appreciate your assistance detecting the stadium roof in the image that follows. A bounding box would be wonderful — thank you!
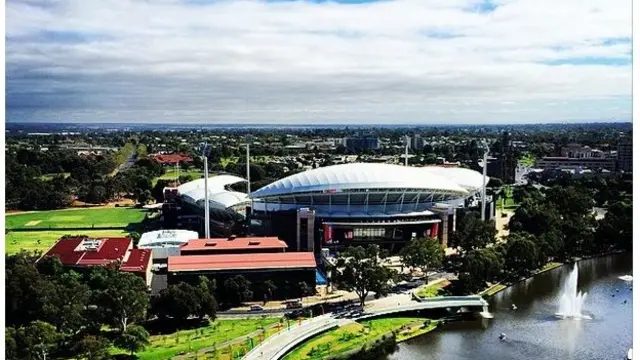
[183,189,249,208]
[421,166,487,192]
[180,237,287,252]
[138,230,199,249]
[40,237,132,267]
[168,252,316,272]
[177,175,247,195]
[249,163,469,199]
[120,248,152,273]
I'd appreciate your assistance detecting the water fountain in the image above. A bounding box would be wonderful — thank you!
[555,263,591,320]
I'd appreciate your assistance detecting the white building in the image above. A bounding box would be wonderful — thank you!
[138,230,199,261]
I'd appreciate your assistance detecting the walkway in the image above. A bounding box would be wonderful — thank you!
[242,296,488,360]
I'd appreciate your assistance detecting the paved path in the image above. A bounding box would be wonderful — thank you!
[242,296,488,360]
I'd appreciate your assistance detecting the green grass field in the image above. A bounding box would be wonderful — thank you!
[153,168,205,185]
[5,230,129,254]
[415,279,449,299]
[112,317,281,360]
[5,207,147,230]
[284,318,433,360]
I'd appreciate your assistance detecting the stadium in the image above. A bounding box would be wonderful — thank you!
[163,175,251,237]
[248,163,492,253]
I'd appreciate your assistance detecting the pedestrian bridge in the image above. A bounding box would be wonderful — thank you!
[357,295,489,320]
[243,296,489,360]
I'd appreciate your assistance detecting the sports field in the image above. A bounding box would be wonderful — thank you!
[5,207,147,230]
[5,230,129,254]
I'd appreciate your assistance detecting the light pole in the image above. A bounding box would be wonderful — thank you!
[404,135,410,166]
[200,143,211,238]
[481,139,490,221]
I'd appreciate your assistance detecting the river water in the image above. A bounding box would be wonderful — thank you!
[388,254,633,360]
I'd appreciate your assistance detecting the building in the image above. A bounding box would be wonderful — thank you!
[167,252,316,292]
[617,137,633,172]
[535,157,616,172]
[165,175,251,236]
[410,135,426,151]
[561,144,606,158]
[138,230,199,261]
[343,135,381,152]
[248,163,489,252]
[153,153,193,165]
[38,236,153,287]
[179,236,287,256]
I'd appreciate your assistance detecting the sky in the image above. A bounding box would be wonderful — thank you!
[5,0,632,124]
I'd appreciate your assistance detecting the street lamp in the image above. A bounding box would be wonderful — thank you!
[404,135,410,166]
[481,139,490,221]
[200,143,211,238]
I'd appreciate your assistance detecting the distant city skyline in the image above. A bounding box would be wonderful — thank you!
[6,0,632,124]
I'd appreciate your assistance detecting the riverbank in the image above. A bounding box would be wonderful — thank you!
[282,318,440,360]
[480,250,630,298]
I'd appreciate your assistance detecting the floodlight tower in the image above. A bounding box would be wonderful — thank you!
[245,134,253,218]
[404,135,410,166]
[481,139,490,221]
[200,143,211,238]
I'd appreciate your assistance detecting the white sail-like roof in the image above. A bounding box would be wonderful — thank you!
[422,166,487,192]
[177,175,246,195]
[250,163,469,199]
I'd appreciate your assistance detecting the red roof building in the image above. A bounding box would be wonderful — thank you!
[121,248,153,287]
[168,252,316,273]
[41,236,132,267]
[153,153,193,165]
[39,236,153,288]
[179,237,288,256]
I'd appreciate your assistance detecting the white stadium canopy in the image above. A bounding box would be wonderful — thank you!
[249,163,470,199]
[177,175,246,195]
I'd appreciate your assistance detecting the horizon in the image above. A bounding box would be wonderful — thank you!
[6,0,632,124]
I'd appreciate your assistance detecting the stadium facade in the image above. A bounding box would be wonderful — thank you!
[248,163,493,253]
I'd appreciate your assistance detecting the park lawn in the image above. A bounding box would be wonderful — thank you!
[220,157,239,167]
[415,279,449,299]
[117,317,281,360]
[5,207,147,230]
[39,172,71,181]
[538,262,562,273]
[5,230,129,254]
[519,154,536,167]
[283,318,427,360]
[153,168,205,185]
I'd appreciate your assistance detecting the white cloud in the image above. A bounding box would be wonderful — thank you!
[5,0,632,123]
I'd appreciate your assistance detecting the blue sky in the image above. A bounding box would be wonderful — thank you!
[5,0,632,124]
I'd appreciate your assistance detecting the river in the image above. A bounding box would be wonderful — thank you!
[387,253,633,360]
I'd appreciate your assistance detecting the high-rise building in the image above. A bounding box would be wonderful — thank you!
[343,135,380,151]
[411,135,426,151]
[617,137,633,172]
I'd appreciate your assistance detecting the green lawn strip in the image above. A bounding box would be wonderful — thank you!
[480,283,507,297]
[5,230,129,254]
[5,208,147,230]
[283,318,430,360]
[153,168,205,186]
[395,320,440,342]
[39,172,71,181]
[538,262,562,273]
[112,318,280,360]
[415,279,449,299]
[220,157,240,167]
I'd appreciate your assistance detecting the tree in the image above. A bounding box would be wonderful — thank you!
[459,248,504,293]
[114,325,150,356]
[504,232,539,275]
[334,245,397,308]
[73,335,112,360]
[295,281,313,299]
[259,280,278,303]
[598,201,632,251]
[223,275,253,306]
[128,232,142,247]
[17,321,60,360]
[93,270,149,333]
[152,282,200,321]
[195,276,218,320]
[399,238,444,282]
[449,212,497,253]
[6,327,18,360]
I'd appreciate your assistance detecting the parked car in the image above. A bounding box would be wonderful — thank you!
[250,305,264,312]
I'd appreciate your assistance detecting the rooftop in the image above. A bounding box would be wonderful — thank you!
[180,237,287,252]
[168,252,316,272]
[153,153,193,164]
[41,237,132,267]
[120,248,152,273]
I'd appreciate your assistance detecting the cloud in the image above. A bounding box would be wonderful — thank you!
[5,0,632,124]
